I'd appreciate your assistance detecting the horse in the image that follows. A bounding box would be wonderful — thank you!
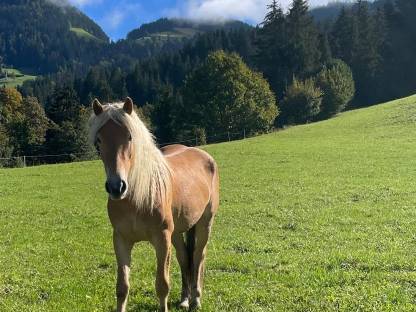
[88,97,219,312]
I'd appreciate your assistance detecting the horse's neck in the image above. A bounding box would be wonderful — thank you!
[129,143,171,212]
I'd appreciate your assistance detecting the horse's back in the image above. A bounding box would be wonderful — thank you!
[161,144,219,233]
[162,144,216,175]
[161,144,189,157]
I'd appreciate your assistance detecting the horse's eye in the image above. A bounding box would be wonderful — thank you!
[128,135,132,141]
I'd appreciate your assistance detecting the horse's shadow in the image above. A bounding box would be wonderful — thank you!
[107,300,185,312]
[106,303,156,312]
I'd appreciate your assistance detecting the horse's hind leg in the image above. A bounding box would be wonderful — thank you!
[190,215,214,309]
[172,233,191,309]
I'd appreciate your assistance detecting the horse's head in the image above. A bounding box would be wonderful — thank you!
[91,98,135,200]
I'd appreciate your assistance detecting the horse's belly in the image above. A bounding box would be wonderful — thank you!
[172,204,206,233]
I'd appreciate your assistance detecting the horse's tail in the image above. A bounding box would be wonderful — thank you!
[186,226,196,273]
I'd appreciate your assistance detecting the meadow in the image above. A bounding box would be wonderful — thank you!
[70,27,104,42]
[2,95,416,311]
[0,68,36,88]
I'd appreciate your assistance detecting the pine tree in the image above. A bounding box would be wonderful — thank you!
[263,0,282,26]
[380,0,402,100]
[386,0,416,99]
[110,67,128,100]
[45,86,91,157]
[319,32,332,64]
[151,84,176,143]
[255,0,287,96]
[46,86,82,125]
[351,0,381,106]
[286,0,321,80]
[330,7,356,65]
[371,6,388,102]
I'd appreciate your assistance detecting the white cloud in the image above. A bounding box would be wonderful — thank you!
[167,0,268,23]
[167,0,333,23]
[47,0,102,7]
[103,9,125,29]
[68,0,102,7]
[101,2,142,30]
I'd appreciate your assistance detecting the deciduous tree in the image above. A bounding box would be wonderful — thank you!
[182,51,278,138]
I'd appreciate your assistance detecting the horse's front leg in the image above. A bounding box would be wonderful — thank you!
[152,230,172,312]
[113,231,133,312]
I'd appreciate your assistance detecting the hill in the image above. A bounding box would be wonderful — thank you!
[0,0,108,74]
[127,18,251,41]
[0,1,252,76]
[310,1,353,22]
[1,95,416,310]
[310,0,386,22]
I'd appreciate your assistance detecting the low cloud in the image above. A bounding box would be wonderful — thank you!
[167,0,269,23]
[166,0,332,23]
[47,0,102,7]
[68,0,103,6]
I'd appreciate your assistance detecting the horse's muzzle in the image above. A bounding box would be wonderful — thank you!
[105,178,128,200]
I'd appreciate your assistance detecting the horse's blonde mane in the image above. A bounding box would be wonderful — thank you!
[88,102,171,211]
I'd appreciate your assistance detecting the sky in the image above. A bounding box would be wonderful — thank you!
[66,0,336,40]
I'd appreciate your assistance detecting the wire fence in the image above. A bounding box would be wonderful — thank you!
[0,128,255,169]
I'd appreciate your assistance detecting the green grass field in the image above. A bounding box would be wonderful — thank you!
[0,68,36,88]
[2,95,416,311]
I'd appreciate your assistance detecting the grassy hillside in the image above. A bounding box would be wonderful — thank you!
[1,95,416,311]
[136,27,200,42]
[0,0,108,74]
[127,18,250,41]
[70,27,102,42]
[0,68,36,88]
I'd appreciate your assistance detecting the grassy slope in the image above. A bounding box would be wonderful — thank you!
[136,27,198,42]
[70,27,101,42]
[0,68,36,88]
[2,95,416,311]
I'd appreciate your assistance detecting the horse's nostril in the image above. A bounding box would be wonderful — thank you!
[120,180,127,194]
[105,181,111,194]
[105,179,126,198]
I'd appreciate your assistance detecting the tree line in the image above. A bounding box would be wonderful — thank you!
[1,0,415,164]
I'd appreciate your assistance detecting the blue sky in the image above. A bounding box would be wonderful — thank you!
[67,0,334,40]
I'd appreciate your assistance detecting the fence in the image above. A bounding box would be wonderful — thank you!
[0,129,255,169]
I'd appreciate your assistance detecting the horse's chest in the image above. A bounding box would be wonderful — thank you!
[107,206,154,242]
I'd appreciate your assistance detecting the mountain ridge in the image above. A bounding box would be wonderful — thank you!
[127,18,251,41]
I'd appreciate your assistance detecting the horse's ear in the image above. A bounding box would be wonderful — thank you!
[123,97,134,115]
[92,98,103,116]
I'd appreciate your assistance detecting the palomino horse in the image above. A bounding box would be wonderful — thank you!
[89,98,219,312]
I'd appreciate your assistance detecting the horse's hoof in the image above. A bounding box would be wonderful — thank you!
[179,298,189,309]
[190,298,202,310]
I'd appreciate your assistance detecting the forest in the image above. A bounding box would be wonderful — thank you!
[0,0,415,165]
